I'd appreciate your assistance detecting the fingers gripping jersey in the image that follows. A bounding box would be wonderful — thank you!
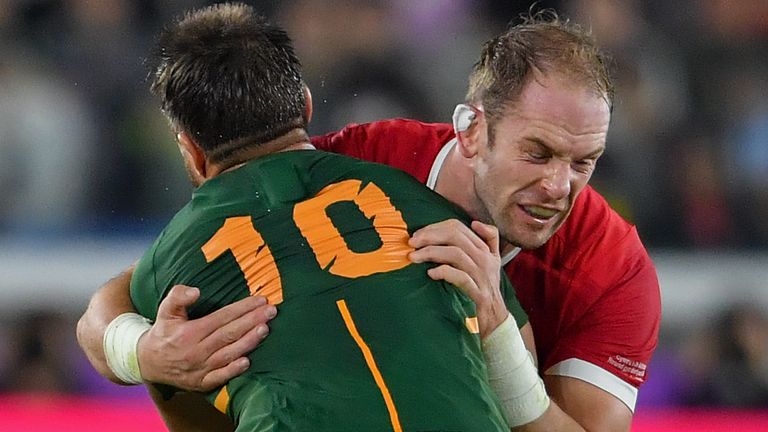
[131,150,522,431]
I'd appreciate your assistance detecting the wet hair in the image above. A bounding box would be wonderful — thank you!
[150,3,306,164]
[466,9,614,125]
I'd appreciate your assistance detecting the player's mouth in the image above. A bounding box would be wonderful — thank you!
[521,205,559,221]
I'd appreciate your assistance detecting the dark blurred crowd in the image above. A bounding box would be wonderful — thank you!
[1,0,767,249]
[1,0,767,410]
[639,303,768,409]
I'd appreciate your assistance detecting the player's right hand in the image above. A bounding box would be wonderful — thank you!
[137,285,277,392]
[408,219,508,338]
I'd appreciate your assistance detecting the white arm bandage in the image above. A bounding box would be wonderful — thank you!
[482,313,550,427]
[103,312,152,384]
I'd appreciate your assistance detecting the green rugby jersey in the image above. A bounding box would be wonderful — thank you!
[131,150,527,431]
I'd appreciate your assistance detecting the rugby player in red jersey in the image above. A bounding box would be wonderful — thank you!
[77,11,660,432]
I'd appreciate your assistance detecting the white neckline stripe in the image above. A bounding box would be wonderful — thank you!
[545,358,638,412]
[500,247,521,265]
[426,138,456,190]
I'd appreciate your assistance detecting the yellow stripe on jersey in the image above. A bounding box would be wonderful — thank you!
[336,299,403,432]
[465,316,480,334]
[213,385,230,414]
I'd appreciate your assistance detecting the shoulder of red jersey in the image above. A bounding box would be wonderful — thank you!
[311,119,455,182]
[545,185,650,272]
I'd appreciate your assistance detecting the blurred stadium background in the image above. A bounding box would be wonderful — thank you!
[1,0,767,430]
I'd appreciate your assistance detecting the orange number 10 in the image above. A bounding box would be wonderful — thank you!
[201,180,413,304]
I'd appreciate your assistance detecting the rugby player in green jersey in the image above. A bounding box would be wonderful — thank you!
[95,3,546,431]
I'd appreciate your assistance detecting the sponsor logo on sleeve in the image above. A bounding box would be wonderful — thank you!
[607,355,646,383]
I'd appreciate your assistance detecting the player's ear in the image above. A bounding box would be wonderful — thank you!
[177,131,208,179]
[303,85,313,124]
[453,104,486,158]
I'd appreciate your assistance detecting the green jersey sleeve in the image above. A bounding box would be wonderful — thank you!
[500,270,528,329]
[130,236,163,321]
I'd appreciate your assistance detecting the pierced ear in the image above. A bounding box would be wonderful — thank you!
[456,109,486,158]
[177,131,208,179]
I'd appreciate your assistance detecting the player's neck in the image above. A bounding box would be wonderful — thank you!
[434,144,478,219]
[211,129,314,176]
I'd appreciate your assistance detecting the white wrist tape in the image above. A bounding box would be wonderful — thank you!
[482,313,550,427]
[103,312,152,384]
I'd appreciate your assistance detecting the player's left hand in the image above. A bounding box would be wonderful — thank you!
[138,285,276,391]
[408,219,509,338]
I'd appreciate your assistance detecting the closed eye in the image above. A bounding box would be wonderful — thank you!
[522,138,553,163]
[572,159,596,173]
[527,150,551,163]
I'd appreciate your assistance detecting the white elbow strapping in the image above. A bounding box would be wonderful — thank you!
[482,313,551,427]
[103,312,152,385]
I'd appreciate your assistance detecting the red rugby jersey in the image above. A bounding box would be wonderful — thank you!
[313,119,661,411]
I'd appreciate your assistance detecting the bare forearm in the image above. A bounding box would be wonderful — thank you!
[541,375,633,432]
[76,266,137,384]
[511,401,584,432]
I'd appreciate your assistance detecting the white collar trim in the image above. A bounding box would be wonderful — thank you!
[426,138,457,190]
[501,247,522,265]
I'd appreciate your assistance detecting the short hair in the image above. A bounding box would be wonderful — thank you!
[151,3,306,163]
[466,10,614,124]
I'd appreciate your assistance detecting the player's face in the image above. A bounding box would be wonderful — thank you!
[472,74,610,249]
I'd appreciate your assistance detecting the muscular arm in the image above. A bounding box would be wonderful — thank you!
[77,266,138,383]
[76,266,276,431]
[537,376,632,432]
[77,266,274,390]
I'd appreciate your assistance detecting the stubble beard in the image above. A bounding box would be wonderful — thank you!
[476,185,562,251]
[509,205,572,250]
[473,180,532,250]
